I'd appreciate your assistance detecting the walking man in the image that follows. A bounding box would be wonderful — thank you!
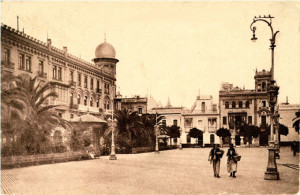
[209,144,222,178]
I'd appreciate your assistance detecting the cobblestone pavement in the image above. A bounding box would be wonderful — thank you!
[1,147,299,194]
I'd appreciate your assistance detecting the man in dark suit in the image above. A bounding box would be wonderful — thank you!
[209,144,222,178]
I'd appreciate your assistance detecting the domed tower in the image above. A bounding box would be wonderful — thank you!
[93,40,119,79]
[93,40,119,111]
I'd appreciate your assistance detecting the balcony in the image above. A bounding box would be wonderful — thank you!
[1,60,15,70]
[37,71,47,78]
[69,81,76,87]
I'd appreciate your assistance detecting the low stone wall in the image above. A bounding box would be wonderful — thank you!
[1,151,94,169]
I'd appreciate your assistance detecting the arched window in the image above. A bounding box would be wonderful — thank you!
[239,101,243,108]
[90,97,93,107]
[96,99,100,108]
[262,82,266,91]
[201,102,205,112]
[70,93,73,105]
[246,101,250,108]
[77,94,81,104]
[104,97,110,110]
[225,102,229,109]
[187,135,191,143]
[84,96,87,106]
[232,101,236,108]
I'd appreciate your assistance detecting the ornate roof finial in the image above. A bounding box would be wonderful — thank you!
[167,96,171,107]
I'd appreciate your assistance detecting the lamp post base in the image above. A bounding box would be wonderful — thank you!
[264,148,279,180]
[155,150,159,154]
[179,145,183,150]
[109,154,117,160]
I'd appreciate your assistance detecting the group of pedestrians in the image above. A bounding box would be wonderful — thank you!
[208,144,239,178]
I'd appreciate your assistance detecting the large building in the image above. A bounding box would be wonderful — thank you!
[1,24,118,145]
[219,70,274,146]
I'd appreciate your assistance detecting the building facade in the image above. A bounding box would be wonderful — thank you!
[1,24,118,145]
[219,70,272,146]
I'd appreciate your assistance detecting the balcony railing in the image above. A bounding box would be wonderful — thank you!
[69,81,76,87]
[37,71,47,78]
[1,61,15,69]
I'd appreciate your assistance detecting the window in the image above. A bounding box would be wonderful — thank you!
[225,102,229,109]
[97,80,100,92]
[96,99,100,107]
[53,65,57,79]
[77,94,81,104]
[105,83,110,94]
[70,114,74,119]
[58,67,62,80]
[201,102,205,112]
[262,82,266,91]
[248,116,252,125]
[84,76,88,88]
[239,101,243,108]
[25,56,31,71]
[78,73,81,86]
[173,120,178,126]
[39,60,44,73]
[90,78,94,90]
[138,107,142,114]
[70,93,73,105]
[19,54,25,69]
[70,71,74,82]
[198,120,203,129]
[258,84,261,92]
[90,97,93,107]
[246,101,250,108]
[232,101,236,108]
[104,97,110,110]
[262,100,266,107]
[2,48,10,64]
[84,96,87,106]
[223,116,227,125]
[162,120,166,126]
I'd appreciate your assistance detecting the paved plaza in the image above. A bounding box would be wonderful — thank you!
[1,147,299,194]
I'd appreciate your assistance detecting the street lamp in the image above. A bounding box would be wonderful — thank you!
[250,15,280,180]
[109,98,117,160]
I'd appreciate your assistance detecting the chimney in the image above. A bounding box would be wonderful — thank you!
[47,39,52,49]
[63,46,68,57]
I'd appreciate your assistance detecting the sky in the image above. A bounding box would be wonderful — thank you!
[1,1,300,108]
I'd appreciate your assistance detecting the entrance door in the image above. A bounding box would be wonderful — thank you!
[198,133,203,147]
[210,134,215,146]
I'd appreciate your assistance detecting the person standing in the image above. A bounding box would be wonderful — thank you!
[291,141,297,156]
[227,144,238,178]
[209,144,222,178]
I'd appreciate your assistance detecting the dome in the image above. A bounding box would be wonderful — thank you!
[95,42,116,59]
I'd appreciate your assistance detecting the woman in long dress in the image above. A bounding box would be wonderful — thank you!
[227,144,238,178]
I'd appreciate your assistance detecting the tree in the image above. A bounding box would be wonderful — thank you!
[166,125,180,145]
[240,124,260,139]
[1,74,70,155]
[188,128,203,145]
[115,109,141,151]
[216,128,231,138]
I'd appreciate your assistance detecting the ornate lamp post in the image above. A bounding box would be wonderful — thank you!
[109,98,117,160]
[250,15,280,180]
[154,124,159,153]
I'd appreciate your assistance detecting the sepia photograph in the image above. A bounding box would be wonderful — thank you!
[1,1,300,194]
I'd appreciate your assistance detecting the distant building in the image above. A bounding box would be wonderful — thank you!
[278,103,300,144]
[219,70,271,146]
[182,95,220,146]
[118,95,148,114]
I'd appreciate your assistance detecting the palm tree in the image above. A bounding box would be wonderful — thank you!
[2,74,70,154]
[115,109,140,151]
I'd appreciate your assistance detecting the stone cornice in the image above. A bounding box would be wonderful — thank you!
[1,24,116,81]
